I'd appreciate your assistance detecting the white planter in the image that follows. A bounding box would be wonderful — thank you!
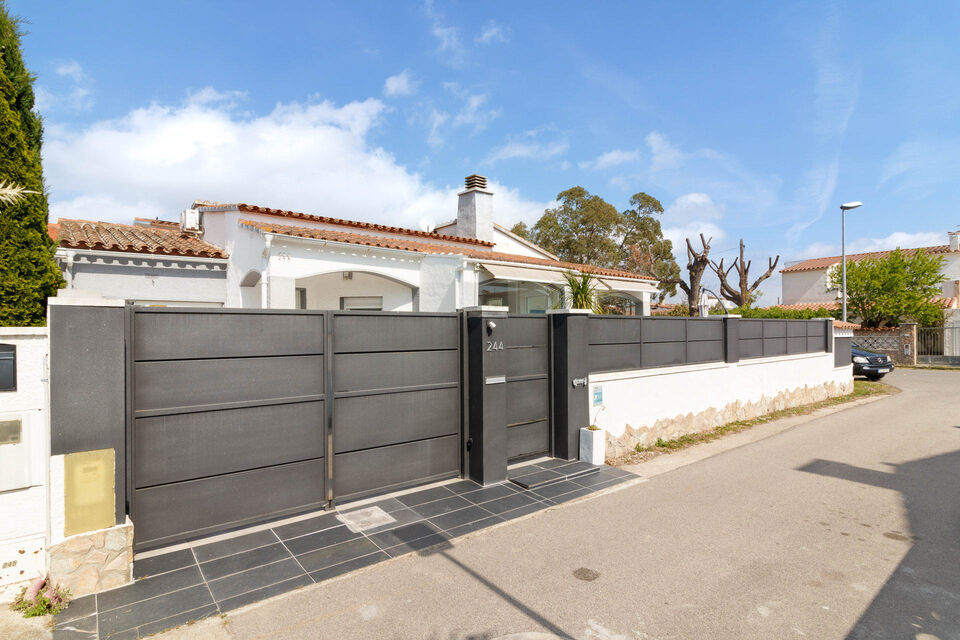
[579,427,605,465]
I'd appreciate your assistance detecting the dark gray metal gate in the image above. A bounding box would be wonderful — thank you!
[502,315,551,461]
[126,307,460,551]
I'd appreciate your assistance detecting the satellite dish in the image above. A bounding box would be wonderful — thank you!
[419,217,436,233]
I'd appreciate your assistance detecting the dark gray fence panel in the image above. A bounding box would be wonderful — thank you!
[334,388,458,453]
[330,312,461,502]
[688,340,725,363]
[133,310,324,360]
[134,402,325,487]
[134,460,326,550]
[334,351,457,392]
[835,336,852,367]
[587,316,642,344]
[507,420,550,460]
[334,435,459,500]
[503,315,551,462]
[506,378,550,426]
[134,356,324,412]
[642,341,686,367]
[588,343,643,372]
[642,318,686,342]
[687,319,724,341]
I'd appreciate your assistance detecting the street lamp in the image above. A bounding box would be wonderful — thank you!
[840,201,863,322]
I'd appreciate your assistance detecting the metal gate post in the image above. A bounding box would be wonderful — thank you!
[463,306,509,485]
[548,310,591,461]
[325,310,335,508]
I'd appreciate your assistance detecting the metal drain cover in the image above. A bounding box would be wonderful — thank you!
[337,506,395,532]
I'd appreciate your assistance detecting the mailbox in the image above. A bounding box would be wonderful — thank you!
[0,415,31,492]
[0,344,14,391]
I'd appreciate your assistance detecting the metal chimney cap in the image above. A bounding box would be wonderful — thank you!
[464,174,488,190]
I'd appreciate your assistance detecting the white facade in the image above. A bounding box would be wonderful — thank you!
[0,328,49,601]
[54,177,659,313]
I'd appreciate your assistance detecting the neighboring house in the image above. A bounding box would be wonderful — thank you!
[50,175,658,313]
[781,229,960,309]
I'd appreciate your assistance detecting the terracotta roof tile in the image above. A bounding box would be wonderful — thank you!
[195,202,496,247]
[772,302,840,311]
[782,245,957,273]
[54,219,228,259]
[239,219,656,282]
[833,320,861,330]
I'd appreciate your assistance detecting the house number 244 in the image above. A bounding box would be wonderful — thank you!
[486,340,504,351]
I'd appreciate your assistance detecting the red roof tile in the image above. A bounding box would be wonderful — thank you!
[239,219,656,282]
[772,302,840,311]
[782,245,957,273]
[833,320,861,330]
[54,219,228,259]
[196,202,496,247]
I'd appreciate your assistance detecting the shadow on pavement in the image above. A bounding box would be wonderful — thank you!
[798,451,960,639]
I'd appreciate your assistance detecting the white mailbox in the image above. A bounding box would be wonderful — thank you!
[0,412,36,492]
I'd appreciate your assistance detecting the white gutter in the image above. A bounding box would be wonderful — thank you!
[55,248,228,265]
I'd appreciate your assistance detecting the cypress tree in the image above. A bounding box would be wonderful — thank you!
[0,5,63,326]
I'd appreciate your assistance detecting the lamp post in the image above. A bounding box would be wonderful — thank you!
[840,201,863,322]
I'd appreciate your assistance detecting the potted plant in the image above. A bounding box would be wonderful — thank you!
[580,406,605,465]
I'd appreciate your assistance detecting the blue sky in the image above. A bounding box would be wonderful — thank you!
[10,0,960,302]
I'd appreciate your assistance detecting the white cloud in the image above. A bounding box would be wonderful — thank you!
[664,193,724,223]
[42,89,547,231]
[55,60,85,82]
[787,156,839,236]
[383,70,417,97]
[484,140,568,165]
[645,131,685,171]
[476,21,508,44]
[579,149,640,171]
[427,109,449,147]
[662,221,727,260]
[450,93,501,131]
[794,231,948,259]
[424,0,465,66]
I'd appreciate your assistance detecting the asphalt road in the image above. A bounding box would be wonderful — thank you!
[165,369,960,640]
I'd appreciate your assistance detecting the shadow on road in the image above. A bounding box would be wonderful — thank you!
[798,451,960,639]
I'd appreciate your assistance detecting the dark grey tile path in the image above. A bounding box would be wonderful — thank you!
[53,463,637,639]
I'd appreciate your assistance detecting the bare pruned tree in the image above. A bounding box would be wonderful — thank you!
[661,233,712,316]
[710,239,780,308]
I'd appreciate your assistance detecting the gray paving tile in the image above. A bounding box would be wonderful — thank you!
[509,469,564,489]
[441,480,484,494]
[283,524,360,556]
[530,480,584,500]
[395,486,455,507]
[135,602,219,637]
[133,548,196,580]
[346,497,408,514]
[54,594,96,625]
[533,458,576,470]
[382,533,451,558]
[309,551,389,583]
[100,629,137,640]
[460,483,518,504]
[207,557,307,602]
[573,475,624,490]
[97,565,203,613]
[271,511,341,541]
[479,491,542,515]
[368,521,441,550]
[428,505,495,532]
[353,507,425,535]
[410,495,471,518]
[52,625,97,640]
[296,537,382,573]
[217,574,313,613]
[548,487,593,504]
[52,610,96,636]
[192,529,277,563]
[444,514,504,539]
[199,543,290,581]
[97,583,212,639]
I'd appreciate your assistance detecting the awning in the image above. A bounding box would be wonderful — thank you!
[598,278,654,293]
[480,263,567,285]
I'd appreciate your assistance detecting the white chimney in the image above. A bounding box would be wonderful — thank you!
[949,230,960,252]
[457,174,494,243]
[180,208,202,236]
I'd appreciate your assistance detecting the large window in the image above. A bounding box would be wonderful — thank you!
[599,293,640,315]
[478,279,562,314]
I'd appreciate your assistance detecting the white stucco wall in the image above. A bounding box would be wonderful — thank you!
[298,271,414,311]
[781,268,836,304]
[60,253,228,307]
[589,351,852,453]
[0,328,49,602]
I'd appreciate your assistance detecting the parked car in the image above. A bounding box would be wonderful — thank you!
[851,346,894,380]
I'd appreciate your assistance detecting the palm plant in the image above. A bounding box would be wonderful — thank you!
[562,270,605,313]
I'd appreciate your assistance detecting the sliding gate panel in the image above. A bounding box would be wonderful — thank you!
[128,308,327,552]
[331,312,461,502]
[503,315,551,461]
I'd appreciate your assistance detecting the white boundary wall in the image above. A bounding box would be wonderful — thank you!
[590,351,853,457]
[0,328,50,601]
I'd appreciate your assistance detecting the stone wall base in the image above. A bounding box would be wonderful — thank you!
[48,518,133,597]
[605,378,854,461]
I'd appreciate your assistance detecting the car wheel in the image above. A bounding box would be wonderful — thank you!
[866,374,883,381]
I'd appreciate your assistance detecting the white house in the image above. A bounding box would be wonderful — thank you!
[50,175,658,313]
[780,229,960,310]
